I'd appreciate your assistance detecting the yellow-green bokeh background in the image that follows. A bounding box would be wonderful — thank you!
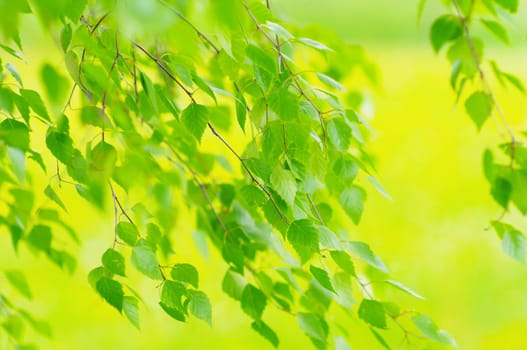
[2,1,527,349]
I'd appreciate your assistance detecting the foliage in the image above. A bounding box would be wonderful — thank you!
[3,0,524,349]
[428,0,527,264]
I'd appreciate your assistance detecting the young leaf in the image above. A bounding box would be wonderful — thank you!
[44,185,67,212]
[296,38,333,52]
[241,284,267,320]
[358,299,387,329]
[95,277,124,312]
[339,186,366,224]
[222,269,246,300]
[5,270,32,299]
[411,314,457,346]
[102,248,126,277]
[131,245,162,280]
[430,15,462,53]
[297,312,328,342]
[492,221,526,264]
[330,250,356,276]
[370,327,392,350]
[309,265,336,293]
[385,280,425,300]
[287,219,320,264]
[493,0,518,13]
[171,263,199,288]
[480,19,509,44]
[252,320,279,348]
[0,119,29,150]
[116,222,138,246]
[346,241,389,273]
[188,290,212,325]
[465,91,491,130]
[181,103,209,141]
[123,296,140,330]
[161,280,187,309]
[270,167,297,206]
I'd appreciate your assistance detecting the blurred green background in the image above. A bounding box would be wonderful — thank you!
[2,1,527,349]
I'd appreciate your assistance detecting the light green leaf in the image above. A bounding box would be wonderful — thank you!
[465,91,491,129]
[5,270,32,299]
[116,222,138,246]
[188,290,212,325]
[317,72,345,92]
[339,186,366,224]
[123,296,140,329]
[270,167,297,206]
[494,0,518,13]
[131,245,162,280]
[334,336,352,350]
[297,312,328,342]
[330,250,356,276]
[309,265,335,293]
[102,248,126,277]
[287,219,319,264]
[411,314,457,346]
[171,263,199,288]
[327,118,352,151]
[96,277,124,312]
[385,280,425,300]
[20,89,50,122]
[297,38,333,52]
[0,119,29,150]
[492,221,526,263]
[161,280,186,309]
[241,284,267,320]
[44,185,67,212]
[358,299,386,329]
[370,327,392,350]
[222,269,246,300]
[182,103,209,141]
[346,241,388,273]
[481,19,509,44]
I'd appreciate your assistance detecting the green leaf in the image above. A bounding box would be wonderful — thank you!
[317,72,345,91]
[188,290,212,325]
[411,314,457,346]
[20,89,50,122]
[95,277,124,312]
[480,19,509,44]
[131,245,162,280]
[235,90,247,132]
[116,222,138,246]
[246,44,276,74]
[161,280,186,309]
[346,241,388,273]
[0,119,29,150]
[491,177,511,208]
[296,38,333,52]
[492,221,526,263]
[268,88,299,121]
[370,328,392,350]
[287,219,319,264]
[252,320,279,347]
[123,296,140,329]
[334,336,352,350]
[44,185,67,212]
[5,63,23,87]
[327,118,352,151]
[181,103,209,141]
[60,23,72,52]
[339,186,366,224]
[159,302,186,322]
[270,167,297,206]
[309,265,335,293]
[5,270,32,299]
[430,15,462,53]
[330,250,356,276]
[493,0,518,13]
[102,248,126,277]
[465,91,491,129]
[358,299,386,329]
[171,263,199,288]
[27,225,52,253]
[241,284,267,320]
[222,269,246,300]
[385,280,425,300]
[297,312,328,342]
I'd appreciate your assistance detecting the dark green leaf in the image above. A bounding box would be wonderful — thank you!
[96,277,124,312]
[430,15,462,53]
[252,320,279,347]
[161,280,187,309]
[0,119,29,150]
[241,284,267,320]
